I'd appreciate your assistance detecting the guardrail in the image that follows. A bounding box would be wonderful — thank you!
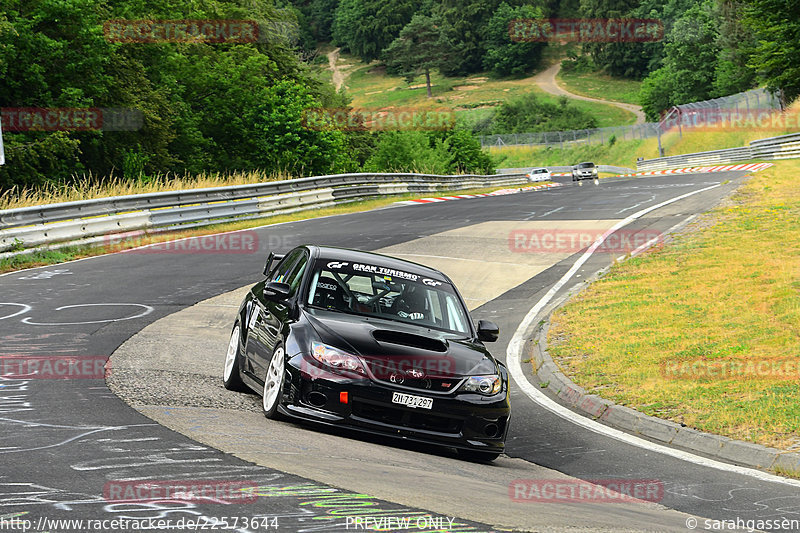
[750,132,800,160]
[635,147,754,171]
[0,172,530,254]
[497,165,635,175]
[637,131,800,171]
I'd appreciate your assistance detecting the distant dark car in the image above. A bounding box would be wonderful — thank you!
[223,245,510,461]
[572,162,598,181]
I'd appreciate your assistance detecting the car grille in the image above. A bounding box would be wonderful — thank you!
[366,361,461,393]
[376,376,459,393]
[352,399,463,434]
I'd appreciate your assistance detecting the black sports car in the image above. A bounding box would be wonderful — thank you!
[223,245,510,460]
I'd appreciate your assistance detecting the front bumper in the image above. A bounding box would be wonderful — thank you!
[573,171,597,180]
[279,355,510,453]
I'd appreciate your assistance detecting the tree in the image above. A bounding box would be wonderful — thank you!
[434,0,503,76]
[383,14,451,98]
[712,0,757,96]
[332,0,419,63]
[639,68,676,121]
[638,1,721,118]
[482,3,545,77]
[245,80,348,176]
[744,0,800,106]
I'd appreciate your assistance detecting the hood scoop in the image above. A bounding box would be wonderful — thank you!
[371,329,448,353]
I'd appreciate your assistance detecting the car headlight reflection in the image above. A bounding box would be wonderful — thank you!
[311,341,366,375]
[459,375,502,395]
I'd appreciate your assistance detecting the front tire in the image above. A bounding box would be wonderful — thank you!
[262,343,286,419]
[223,322,248,392]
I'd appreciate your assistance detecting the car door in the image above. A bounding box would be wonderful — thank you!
[245,249,308,383]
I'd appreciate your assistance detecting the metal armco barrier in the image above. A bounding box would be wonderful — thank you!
[638,132,800,171]
[497,165,635,174]
[0,172,529,253]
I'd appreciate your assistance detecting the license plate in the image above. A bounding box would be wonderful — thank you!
[392,392,433,410]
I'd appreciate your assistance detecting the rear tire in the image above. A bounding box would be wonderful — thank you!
[457,449,501,462]
[262,343,286,420]
[223,322,248,392]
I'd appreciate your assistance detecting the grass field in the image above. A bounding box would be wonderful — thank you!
[489,111,800,170]
[332,53,637,128]
[556,69,642,105]
[547,159,800,450]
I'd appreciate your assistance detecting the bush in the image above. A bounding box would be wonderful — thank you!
[364,131,451,174]
[491,93,598,133]
[363,129,494,175]
[445,129,495,174]
[561,53,596,74]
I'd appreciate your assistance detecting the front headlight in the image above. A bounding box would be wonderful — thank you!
[311,341,366,375]
[459,375,502,395]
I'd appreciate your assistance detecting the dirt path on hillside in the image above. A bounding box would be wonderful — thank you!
[532,62,646,125]
[328,47,345,92]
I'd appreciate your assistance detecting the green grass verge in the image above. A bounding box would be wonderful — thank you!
[547,159,800,450]
[556,70,642,106]
[488,112,800,170]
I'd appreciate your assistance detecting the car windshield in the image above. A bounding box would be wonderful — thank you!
[578,163,595,168]
[531,168,547,173]
[305,259,472,336]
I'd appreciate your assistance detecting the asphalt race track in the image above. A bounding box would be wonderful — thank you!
[2,173,798,533]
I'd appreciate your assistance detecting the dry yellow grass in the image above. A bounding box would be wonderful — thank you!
[0,170,287,211]
[548,159,800,450]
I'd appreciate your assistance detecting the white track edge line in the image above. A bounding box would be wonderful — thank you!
[506,182,800,488]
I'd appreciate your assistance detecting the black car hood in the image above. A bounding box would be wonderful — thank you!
[303,308,497,377]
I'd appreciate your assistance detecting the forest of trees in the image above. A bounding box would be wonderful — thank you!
[1,0,797,189]
[299,0,798,119]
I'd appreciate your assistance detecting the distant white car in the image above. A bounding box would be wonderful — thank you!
[526,168,551,182]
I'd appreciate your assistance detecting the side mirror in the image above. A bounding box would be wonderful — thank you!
[476,320,499,342]
[264,281,291,301]
[263,252,285,276]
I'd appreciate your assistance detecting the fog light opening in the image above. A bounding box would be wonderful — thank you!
[484,423,500,438]
[307,391,327,407]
